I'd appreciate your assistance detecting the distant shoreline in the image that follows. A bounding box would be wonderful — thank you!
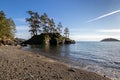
[0,46,111,80]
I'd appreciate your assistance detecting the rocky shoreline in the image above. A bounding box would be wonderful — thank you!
[0,46,111,80]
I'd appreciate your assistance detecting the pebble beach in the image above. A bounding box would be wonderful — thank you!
[0,46,111,80]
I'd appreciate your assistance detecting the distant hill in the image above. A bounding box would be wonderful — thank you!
[101,38,120,42]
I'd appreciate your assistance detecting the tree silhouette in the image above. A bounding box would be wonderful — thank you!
[48,18,56,33]
[57,22,63,34]
[26,11,41,36]
[40,13,50,33]
[26,10,71,39]
[64,27,69,38]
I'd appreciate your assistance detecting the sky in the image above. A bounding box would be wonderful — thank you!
[0,0,120,41]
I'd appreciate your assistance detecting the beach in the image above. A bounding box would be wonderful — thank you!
[0,46,111,80]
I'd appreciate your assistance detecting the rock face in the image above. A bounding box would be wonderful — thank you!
[0,40,14,46]
[101,38,120,42]
[64,38,75,44]
[23,33,75,45]
[0,38,26,46]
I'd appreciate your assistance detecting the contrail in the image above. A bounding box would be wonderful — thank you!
[87,10,120,22]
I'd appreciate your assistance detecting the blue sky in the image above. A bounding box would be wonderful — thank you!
[0,0,120,41]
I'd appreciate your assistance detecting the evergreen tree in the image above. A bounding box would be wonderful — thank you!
[7,18,16,38]
[26,11,71,39]
[48,18,55,33]
[0,11,15,40]
[57,22,63,34]
[40,13,49,33]
[26,11,41,36]
[64,27,69,38]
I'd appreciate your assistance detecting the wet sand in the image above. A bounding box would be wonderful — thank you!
[0,46,111,80]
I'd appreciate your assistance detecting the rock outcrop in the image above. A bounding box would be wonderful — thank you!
[23,33,75,45]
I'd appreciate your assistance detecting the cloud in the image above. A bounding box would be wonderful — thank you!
[98,29,120,33]
[15,25,30,39]
[16,25,29,31]
[15,32,30,39]
[87,10,120,22]
[15,18,26,22]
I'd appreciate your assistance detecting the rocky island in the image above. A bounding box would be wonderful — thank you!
[101,38,120,42]
[23,11,75,45]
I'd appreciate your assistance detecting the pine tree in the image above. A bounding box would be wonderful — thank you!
[64,27,69,38]
[40,13,49,33]
[57,22,63,34]
[26,11,41,36]
[0,11,15,40]
[49,18,55,33]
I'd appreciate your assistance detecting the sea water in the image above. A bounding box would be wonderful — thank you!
[23,42,120,80]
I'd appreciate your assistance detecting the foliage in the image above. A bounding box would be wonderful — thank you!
[26,11,41,36]
[48,18,55,33]
[64,27,69,38]
[26,10,70,38]
[25,10,74,45]
[7,18,16,38]
[0,11,16,40]
[40,13,49,33]
[57,22,63,34]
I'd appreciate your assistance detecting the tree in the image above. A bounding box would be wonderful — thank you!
[26,11,71,39]
[64,27,69,38]
[0,11,15,40]
[7,18,16,38]
[26,11,41,36]
[48,18,55,33]
[40,13,50,33]
[57,22,63,34]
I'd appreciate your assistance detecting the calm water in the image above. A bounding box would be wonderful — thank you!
[23,42,120,80]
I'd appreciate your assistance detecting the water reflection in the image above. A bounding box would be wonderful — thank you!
[29,44,73,58]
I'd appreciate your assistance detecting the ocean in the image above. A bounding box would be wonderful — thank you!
[23,42,120,80]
